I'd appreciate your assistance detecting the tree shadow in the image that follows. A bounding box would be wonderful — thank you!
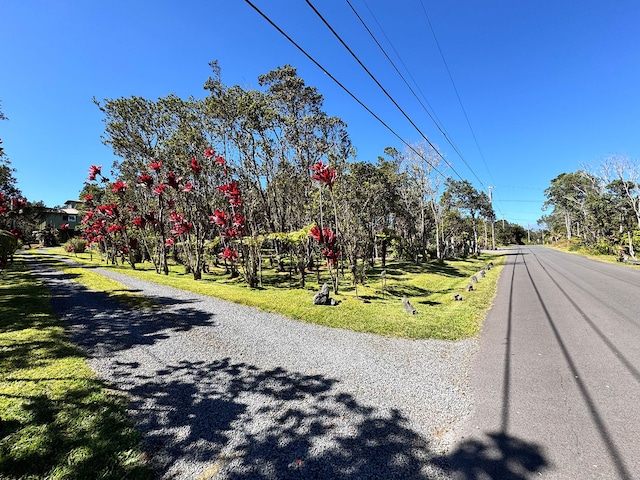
[107,358,442,479]
[0,383,154,479]
[385,283,431,297]
[434,431,549,480]
[26,257,217,355]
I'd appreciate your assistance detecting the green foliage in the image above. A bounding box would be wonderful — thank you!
[586,239,615,256]
[50,248,504,340]
[64,238,87,254]
[0,229,18,256]
[0,257,153,479]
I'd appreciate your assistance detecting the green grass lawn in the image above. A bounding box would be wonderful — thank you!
[0,256,153,480]
[0,249,503,477]
[40,247,505,341]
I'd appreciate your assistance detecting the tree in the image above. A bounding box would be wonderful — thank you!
[397,143,446,261]
[441,179,493,255]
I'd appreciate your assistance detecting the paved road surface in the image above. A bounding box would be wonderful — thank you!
[446,246,640,479]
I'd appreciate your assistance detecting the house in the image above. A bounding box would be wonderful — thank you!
[40,200,84,230]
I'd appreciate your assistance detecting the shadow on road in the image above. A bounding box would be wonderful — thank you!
[435,432,549,480]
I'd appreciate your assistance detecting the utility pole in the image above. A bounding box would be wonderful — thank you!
[487,186,496,250]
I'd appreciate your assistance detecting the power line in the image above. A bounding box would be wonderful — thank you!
[243,0,450,180]
[303,0,465,181]
[348,0,505,219]
[347,0,487,189]
[345,2,457,155]
[419,0,495,187]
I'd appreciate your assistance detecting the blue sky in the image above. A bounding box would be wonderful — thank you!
[1,1,639,228]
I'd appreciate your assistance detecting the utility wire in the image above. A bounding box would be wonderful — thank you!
[360,0,447,139]
[243,0,450,180]
[355,0,505,220]
[347,0,486,190]
[419,0,494,187]
[303,0,465,181]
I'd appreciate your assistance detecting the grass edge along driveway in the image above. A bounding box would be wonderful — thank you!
[0,255,154,480]
[36,248,505,341]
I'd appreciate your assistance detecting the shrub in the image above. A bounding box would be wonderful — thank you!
[63,238,87,254]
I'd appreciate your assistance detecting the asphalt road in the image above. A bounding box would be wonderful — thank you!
[445,246,640,480]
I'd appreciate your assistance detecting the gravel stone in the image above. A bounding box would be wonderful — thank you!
[28,256,477,479]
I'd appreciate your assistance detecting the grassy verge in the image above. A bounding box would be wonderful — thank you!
[548,241,640,269]
[0,256,154,479]
[26,253,157,310]
[42,247,504,340]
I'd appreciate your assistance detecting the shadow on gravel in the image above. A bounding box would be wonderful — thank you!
[434,431,549,480]
[112,358,440,479]
[28,259,217,355]
[27,256,550,478]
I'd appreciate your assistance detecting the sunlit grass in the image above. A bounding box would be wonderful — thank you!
[0,257,153,479]
[44,247,504,340]
[25,251,157,310]
[549,241,640,269]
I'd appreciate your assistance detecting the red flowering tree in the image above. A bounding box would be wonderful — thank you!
[82,168,141,268]
[310,161,341,293]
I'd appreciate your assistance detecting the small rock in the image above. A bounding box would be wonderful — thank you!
[402,298,418,315]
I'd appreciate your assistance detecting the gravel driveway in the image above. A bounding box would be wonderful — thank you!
[28,256,477,479]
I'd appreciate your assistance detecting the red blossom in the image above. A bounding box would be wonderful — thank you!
[166,172,180,189]
[132,216,146,228]
[221,228,242,239]
[190,157,202,175]
[218,182,243,206]
[310,161,337,189]
[84,194,94,202]
[210,209,228,227]
[220,247,238,262]
[107,224,124,234]
[232,214,245,229]
[169,212,193,236]
[67,245,74,252]
[165,237,175,246]
[59,223,69,230]
[154,183,167,196]
[171,222,193,236]
[182,181,194,192]
[97,203,118,218]
[136,173,154,187]
[12,198,27,209]
[215,156,226,167]
[149,161,163,171]
[309,225,323,243]
[81,212,94,224]
[322,248,340,265]
[204,148,215,158]
[88,165,102,181]
[111,181,127,193]
[322,228,336,247]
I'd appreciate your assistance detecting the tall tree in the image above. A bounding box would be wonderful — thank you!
[441,179,493,255]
